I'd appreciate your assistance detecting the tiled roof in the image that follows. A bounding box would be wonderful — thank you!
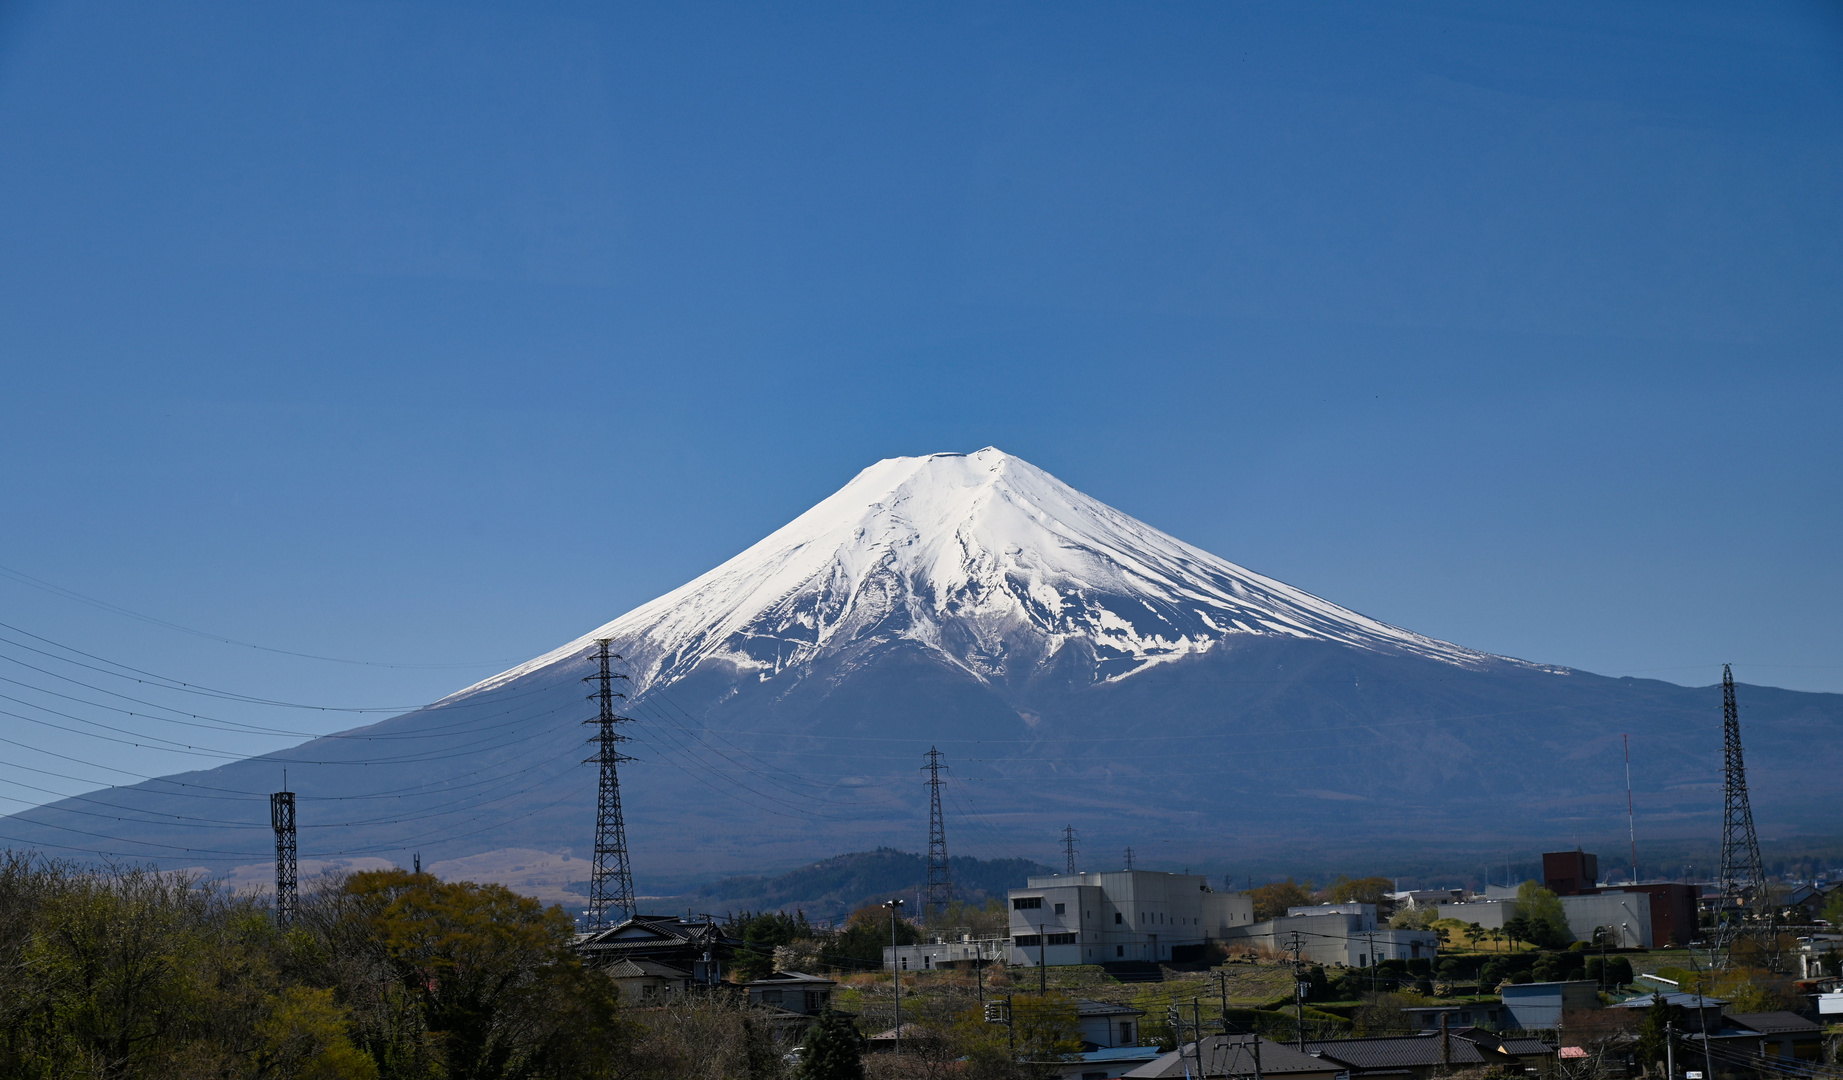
[1307,1035,1491,1069]
[1125,1037,1343,1078]
[1726,1012,1822,1035]
[1075,997,1147,1017]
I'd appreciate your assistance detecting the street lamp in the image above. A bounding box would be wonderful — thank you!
[884,899,905,1055]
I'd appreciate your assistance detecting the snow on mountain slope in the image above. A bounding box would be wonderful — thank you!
[460,448,1500,700]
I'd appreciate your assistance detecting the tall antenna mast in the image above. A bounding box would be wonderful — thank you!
[270,772,297,928]
[1714,664,1771,966]
[584,640,636,929]
[1062,825,1079,875]
[1124,846,1134,871]
[1624,734,1638,883]
[923,747,952,914]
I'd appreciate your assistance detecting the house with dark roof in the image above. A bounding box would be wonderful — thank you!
[1074,998,1146,1051]
[1722,1011,1825,1064]
[1303,1028,1557,1080]
[1123,1035,1345,1079]
[574,914,740,983]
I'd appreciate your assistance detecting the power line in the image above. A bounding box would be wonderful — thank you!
[0,563,519,669]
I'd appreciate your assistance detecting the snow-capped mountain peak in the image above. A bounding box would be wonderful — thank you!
[464,448,1492,698]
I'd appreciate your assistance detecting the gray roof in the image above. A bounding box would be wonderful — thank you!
[1126,1037,1342,1077]
[601,958,693,980]
[1306,1035,1492,1069]
[1075,997,1146,1018]
[742,971,836,988]
[1613,992,1728,1010]
[1725,1012,1822,1035]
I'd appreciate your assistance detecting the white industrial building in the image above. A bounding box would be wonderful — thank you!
[1220,903,1438,967]
[1436,890,1652,949]
[1006,870,1255,966]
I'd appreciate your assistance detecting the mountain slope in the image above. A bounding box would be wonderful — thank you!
[3,449,1838,890]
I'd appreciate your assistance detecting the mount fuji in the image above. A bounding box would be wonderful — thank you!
[6,449,1839,891]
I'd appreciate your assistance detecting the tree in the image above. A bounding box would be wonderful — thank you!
[821,906,920,971]
[731,910,811,981]
[1821,888,1843,928]
[1327,876,1393,906]
[1010,994,1083,1078]
[1632,994,1683,1077]
[1605,956,1633,988]
[800,1009,865,1080]
[1515,881,1574,948]
[1249,880,1316,921]
[335,868,626,1080]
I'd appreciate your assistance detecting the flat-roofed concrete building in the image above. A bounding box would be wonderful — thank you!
[1007,870,1254,966]
[1221,903,1439,967]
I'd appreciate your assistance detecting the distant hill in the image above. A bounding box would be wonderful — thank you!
[669,848,1052,923]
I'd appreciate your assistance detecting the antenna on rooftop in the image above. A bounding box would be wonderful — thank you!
[583,640,636,929]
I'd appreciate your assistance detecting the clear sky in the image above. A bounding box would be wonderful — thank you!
[1,2,1840,812]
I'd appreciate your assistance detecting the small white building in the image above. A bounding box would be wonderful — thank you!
[883,936,1008,972]
[1222,903,1437,966]
[1007,870,1255,966]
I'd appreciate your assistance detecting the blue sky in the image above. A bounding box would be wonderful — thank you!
[1,1,1840,809]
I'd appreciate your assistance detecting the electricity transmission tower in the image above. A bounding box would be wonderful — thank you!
[270,779,297,928]
[584,640,636,929]
[1062,825,1079,874]
[923,747,952,912]
[1714,664,1773,966]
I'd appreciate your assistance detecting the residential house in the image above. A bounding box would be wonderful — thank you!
[1123,1036,1345,1080]
[1498,981,1601,1031]
[1304,1030,1557,1080]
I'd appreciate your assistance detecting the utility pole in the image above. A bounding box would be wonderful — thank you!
[1714,664,1771,967]
[1289,932,1307,1051]
[885,899,905,1055]
[1192,998,1206,1079]
[987,996,1015,1063]
[1666,1020,1677,1080]
[923,748,952,918]
[1367,932,1379,994]
[583,640,636,929]
[270,774,296,929]
[1062,825,1079,875]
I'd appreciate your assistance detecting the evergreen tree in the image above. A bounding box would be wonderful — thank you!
[800,1009,864,1080]
[1632,994,1683,1076]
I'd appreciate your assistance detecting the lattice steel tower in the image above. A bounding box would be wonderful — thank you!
[270,780,297,928]
[584,640,636,929]
[1062,825,1079,875]
[923,747,952,912]
[1714,664,1771,965]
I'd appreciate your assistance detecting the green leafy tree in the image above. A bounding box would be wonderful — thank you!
[1821,888,1843,928]
[1249,880,1317,921]
[1327,876,1394,906]
[1605,956,1634,988]
[1632,994,1683,1077]
[1515,881,1575,948]
[799,1009,865,1080]
[819,906,919,971]
[730,910,811,982]
[1011,994,1084,1078]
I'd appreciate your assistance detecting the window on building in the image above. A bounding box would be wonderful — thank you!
[1014,934,1042,947]
[1054,903,1065,915]
[1114,912,1123,924]
[1047,933,1077,945]
[1013,897,1042,910]
[1116,945,1124,957]
[901,958,908,969]
[1120,1021,1135,1044]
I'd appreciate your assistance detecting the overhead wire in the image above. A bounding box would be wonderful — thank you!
[0,562,520,669]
